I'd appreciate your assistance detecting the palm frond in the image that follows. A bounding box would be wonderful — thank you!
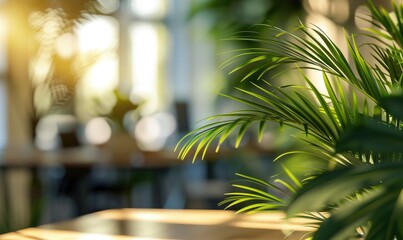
[176,75,356,163]
[288,163,403,240]
[219,169,300,213]
[366,0,403,48]
[177,0,403,239]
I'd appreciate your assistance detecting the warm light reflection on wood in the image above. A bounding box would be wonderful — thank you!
[0,209,311,240]
[97,209,234,225]
[229,221,313,231]
[0,229,173,240]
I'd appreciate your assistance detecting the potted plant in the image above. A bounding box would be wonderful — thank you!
[176,0,403,239]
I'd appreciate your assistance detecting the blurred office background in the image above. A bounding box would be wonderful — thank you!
[0,0,392,233]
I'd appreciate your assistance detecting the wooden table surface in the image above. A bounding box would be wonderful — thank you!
[0,208,312,240]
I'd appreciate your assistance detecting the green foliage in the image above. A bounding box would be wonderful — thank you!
[290,163,403,239]
[188,0,304,93]
[218,169,299,213]
[177,0,403,239]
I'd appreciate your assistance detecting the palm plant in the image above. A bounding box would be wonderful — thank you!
[176,0,403,239]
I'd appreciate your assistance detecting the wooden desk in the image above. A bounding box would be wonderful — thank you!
[0,208,312,240]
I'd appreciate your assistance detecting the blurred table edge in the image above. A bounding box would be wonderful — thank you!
[0,208,313,240]
[0,146,181,169]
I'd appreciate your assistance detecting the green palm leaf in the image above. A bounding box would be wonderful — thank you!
[288,164,403,240]
[219,169,299,213]
[177,0,403,239]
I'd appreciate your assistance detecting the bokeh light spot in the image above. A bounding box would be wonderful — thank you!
[85,117,112,145]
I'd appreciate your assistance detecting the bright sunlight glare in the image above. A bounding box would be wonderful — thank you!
[76,16,118,53]
[131,23,160,112]
[130,0,168,19]
[55,32,77,59]
[82,55,118,94]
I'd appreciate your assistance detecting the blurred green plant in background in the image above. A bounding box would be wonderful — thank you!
[188,0,305,93]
